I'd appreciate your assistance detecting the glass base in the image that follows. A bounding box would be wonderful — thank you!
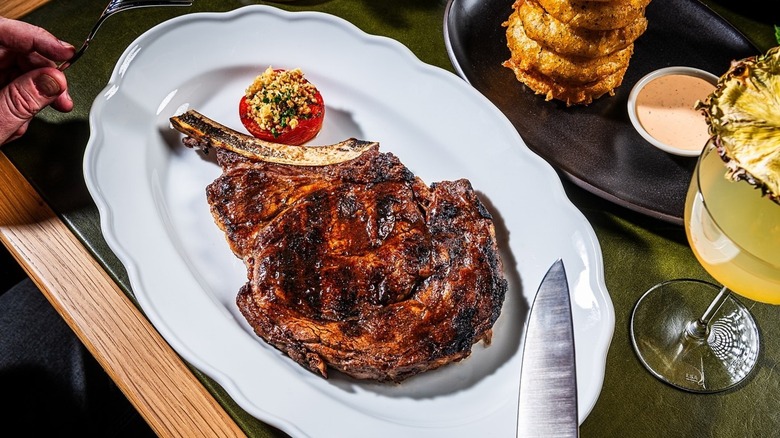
[630,279,760,393]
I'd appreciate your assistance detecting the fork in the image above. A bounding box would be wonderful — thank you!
[58,0,194,70]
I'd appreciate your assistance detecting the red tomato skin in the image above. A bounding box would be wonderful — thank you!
[238,86,324,146]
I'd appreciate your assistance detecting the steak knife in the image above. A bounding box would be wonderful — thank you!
[517,259,578,437]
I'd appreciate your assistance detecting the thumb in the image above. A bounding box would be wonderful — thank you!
[0,68,68,144]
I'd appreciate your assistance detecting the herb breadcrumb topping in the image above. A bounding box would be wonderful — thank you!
[244,67,319,137]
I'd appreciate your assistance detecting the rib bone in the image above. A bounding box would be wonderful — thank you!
[169,109,378,166]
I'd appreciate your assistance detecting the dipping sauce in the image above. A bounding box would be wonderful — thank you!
[634,73,715,153]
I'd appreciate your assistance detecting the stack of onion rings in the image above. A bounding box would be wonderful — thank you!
[502,0,650,105]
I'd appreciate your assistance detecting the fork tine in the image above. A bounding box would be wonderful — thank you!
[58,0,193,71]
[108,0,194,13]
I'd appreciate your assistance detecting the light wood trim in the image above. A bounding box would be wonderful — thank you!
[0,151,246,437]
[0,0,50,19]
[1,2,244,436]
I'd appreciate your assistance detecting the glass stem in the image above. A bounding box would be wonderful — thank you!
[686,286,731,339]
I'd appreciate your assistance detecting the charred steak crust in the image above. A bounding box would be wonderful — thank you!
[208,145,507,382]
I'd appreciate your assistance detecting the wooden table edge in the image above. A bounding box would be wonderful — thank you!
[2,3,244,436]
[0,0,48,20]
[0,151,246,437]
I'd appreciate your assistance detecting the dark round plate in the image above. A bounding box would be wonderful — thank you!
[443,0,758,224]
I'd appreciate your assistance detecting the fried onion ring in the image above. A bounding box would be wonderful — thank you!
[502,60,629,105]
[518,0,647,57]
[505,10,633,85]
[535,0,651,30]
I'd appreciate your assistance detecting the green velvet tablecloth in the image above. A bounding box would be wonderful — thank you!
[9,0,780,436]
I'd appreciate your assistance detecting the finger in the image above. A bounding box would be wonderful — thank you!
[0,51,57,89]
[0,67,70,144]
[0,46,14,69]
[0,53,56,84]
[20,51,59,70]
[0,17,75,63]
[50,88,74,113]
[4,121,30,145]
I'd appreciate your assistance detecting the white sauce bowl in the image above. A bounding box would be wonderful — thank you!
[627,66,719,157]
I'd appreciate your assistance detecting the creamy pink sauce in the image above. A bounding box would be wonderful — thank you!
[635,74,715,152]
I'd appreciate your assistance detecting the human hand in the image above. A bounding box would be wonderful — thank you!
[0,17,75,145]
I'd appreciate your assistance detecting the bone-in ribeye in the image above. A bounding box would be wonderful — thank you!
[170,110,507,382]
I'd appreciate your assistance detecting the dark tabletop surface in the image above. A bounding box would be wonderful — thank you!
[8,0,780,436]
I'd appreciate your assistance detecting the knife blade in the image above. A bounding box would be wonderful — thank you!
[517,259,578,437]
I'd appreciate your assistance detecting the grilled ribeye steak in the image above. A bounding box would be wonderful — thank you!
[170,110,508,382]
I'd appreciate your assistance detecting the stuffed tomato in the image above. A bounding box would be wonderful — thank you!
[239,67,324,145]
